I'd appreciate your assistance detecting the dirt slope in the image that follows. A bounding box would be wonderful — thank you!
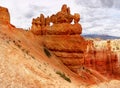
[0,22,87,87]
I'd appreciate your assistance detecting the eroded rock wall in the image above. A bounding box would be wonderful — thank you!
[30,4,88,74]
[30,4,120,80]
[84,40,120,79]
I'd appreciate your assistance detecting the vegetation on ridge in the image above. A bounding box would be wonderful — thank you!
[44,47,51,58]
[56,71,71,83]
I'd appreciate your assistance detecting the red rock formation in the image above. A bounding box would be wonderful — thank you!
[30,4,120,81]
[54,4,73,23]
[30,4,81,35]
[73,13,80,24]
[84,40,120,79]
[42,23,82,35]
[0,5,120,87]
[30,4,88,75]
[0,6,10,23]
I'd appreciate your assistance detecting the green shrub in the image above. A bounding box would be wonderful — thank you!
[56,71,71,83]
[44,47,51,57]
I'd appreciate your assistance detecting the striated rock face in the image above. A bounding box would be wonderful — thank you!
[83,40,120,79]
[0,6,10,23]
[43,35,87,70]
[42,23,82,35]
[30,4,87,74]
[30,4,120,81]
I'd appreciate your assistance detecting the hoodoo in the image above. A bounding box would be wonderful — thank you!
[31,4,120,80]
[30,4,87,73]
[31,4,82,35]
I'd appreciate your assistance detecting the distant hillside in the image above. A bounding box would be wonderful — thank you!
[82,34,120,40]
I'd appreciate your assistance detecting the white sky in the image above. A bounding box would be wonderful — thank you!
[1,0,120,37]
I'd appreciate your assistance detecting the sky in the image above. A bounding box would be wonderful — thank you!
[1,0,120,37]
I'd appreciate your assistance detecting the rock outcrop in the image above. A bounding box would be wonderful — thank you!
[30,4,120,80]
[31,4,81,35]
[0,6,10,23]
[30,4,88,74]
